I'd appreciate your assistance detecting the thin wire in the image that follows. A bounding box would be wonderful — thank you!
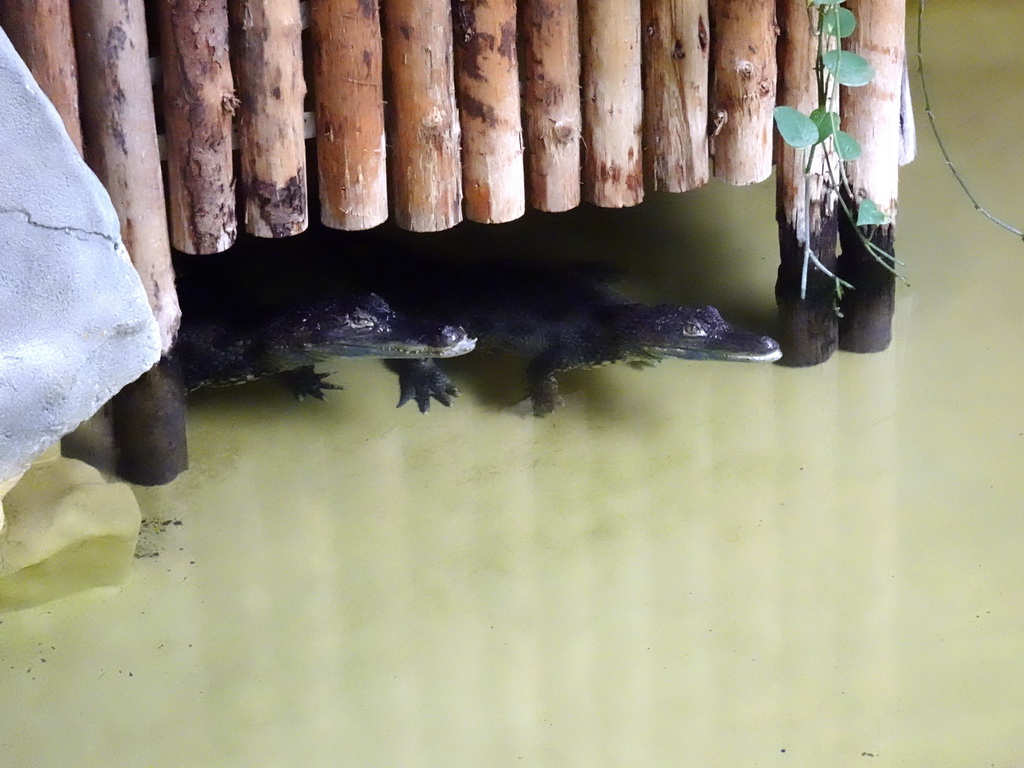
[915,0,1024,239]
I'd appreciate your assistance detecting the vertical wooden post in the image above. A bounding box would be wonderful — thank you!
[641,0,709,192]
[580,0,644,208]
[111,358,189,486]
[158,0,238,255]
[708,0,777,185]
[230,0,308,238]
[775,1,839,365]
[520,0,581,212]
[311,0,389,230]
[452,0,525,223]
[0,0,83,153]
[71,0,187,484]
[382,0,463,231]
[71,0,179,350]
[838,0,905,352]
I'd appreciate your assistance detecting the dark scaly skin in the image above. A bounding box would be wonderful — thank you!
[345,255,783,416]
[173,293,475,400]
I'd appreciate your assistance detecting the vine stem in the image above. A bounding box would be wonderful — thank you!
[915,0,1024,239]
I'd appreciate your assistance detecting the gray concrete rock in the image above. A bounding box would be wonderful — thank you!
[0,28,161,484]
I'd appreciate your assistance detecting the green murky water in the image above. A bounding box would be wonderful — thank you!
[3,3,1024,765]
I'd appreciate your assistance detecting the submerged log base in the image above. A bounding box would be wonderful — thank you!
[775,216,840,366]
[837,220,896,353]
[60,406,117,476]
[111,358,188,486]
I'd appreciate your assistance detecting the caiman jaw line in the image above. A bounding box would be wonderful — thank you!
[348,335,477,359]
[435,336,477,358]
[727,347,783,363]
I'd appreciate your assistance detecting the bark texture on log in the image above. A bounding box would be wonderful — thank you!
[580,0,643,208]
[520,0,581,212]
[312,0,388,230]
[838,0,905,352]
[71,0,179,353]
[0,0,83,153]
[159,0,238,254]
[641,0,709,193]
[709,0,777,185]
[382,0,463,231]
[452,0,525,223]
[230,0,308,238]
[775,1,839,366]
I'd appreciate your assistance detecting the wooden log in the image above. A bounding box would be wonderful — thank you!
[111,357,188,486]
[520,0,581,212]
[0,0,83,153]
[774,0,839,366]
[452,0,525,223]
[60,404,117,476]
[837,0,905,353]
[381,0,463,231]
[70,0,179,353]
[708,0,777,185]
[158,0,238,254]
[580,0,643,207]
[71,0,185,483]
[311,0,388,230]
[230,0,308,238]
[640,0,709,192]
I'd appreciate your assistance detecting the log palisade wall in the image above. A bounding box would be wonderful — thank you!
[0,0,909,238]
[2,0,908,341]
[2,0,908,485]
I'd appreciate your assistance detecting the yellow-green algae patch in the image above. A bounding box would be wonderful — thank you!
[0,452,141,612]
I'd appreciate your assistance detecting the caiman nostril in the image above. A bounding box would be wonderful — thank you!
[441,325,464,344]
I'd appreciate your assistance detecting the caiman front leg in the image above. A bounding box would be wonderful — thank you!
[387,359,460,413]
[525,349,572,416]
[275,366,342,400]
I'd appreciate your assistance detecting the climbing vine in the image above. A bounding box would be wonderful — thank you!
[773,0,901,303]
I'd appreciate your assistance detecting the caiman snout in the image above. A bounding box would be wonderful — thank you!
[434,325,477,358]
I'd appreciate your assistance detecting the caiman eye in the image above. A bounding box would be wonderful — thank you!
[682,320,707,337]
[344,310,377,329]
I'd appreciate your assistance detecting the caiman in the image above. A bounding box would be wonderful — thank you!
[173,292,476,399]
[342,252,783,416]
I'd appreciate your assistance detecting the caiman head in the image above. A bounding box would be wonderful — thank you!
[612,304,782,364]
[263,293,476,364]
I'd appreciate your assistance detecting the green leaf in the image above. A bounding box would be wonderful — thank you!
[809,109,840,142]
[821,50,874,87]
[834,129,861,160]
[822,7,856,38]
[811,0,846,5]
[856,199,889,226]
[773,106,819,148]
